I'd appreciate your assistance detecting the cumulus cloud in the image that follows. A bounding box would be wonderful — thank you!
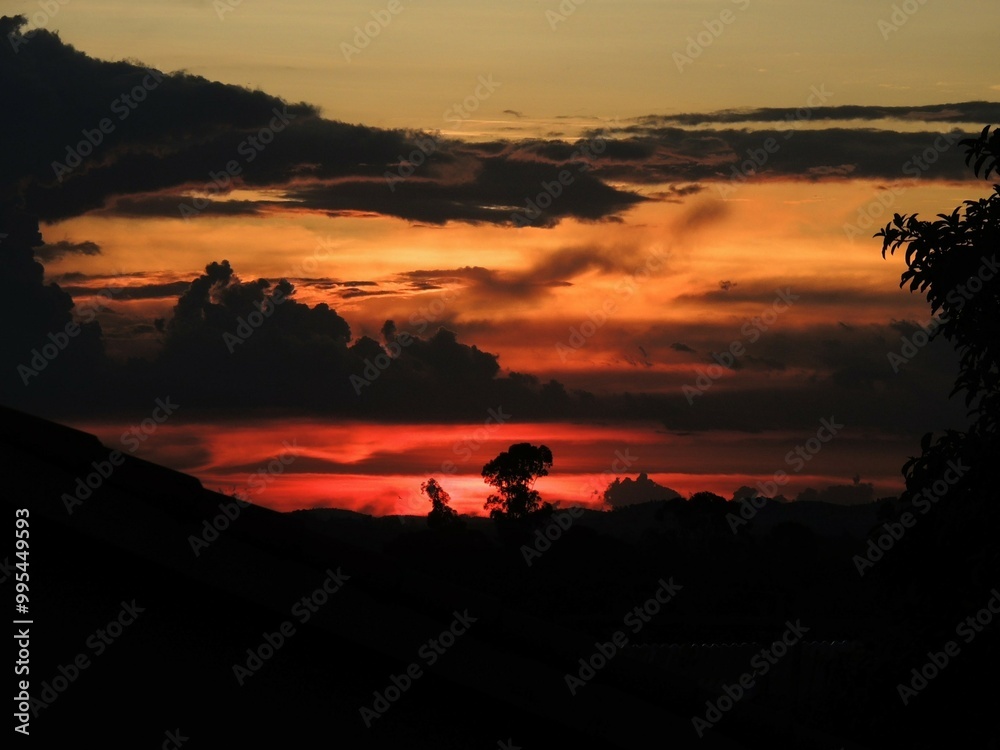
[0,213,973,446]
[0,209,106,410]
[0,243,598,420]
[604,473,682,508]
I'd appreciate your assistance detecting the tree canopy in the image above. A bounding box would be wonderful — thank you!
[481,443,553,520]
[877,124,1000,500]
[422,478,463,530]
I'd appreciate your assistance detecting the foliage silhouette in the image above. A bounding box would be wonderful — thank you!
[421,477,464,530]
[863,128,1000,748]
[481,442,553,521]
[877,124,1000,502]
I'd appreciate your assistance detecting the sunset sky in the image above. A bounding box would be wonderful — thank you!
[4,1,999,514]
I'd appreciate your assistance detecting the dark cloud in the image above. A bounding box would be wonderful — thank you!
[34,239,101,261]
[651,184,706,203]
[602,126,980,184]
[6,14,985,230]
[103,195,263,218]
[807,164,857,178]
[263,278,382,294]
[0,16,643,227]
[398,243,664,303]
[638,102,1000,126]
[0,215,972,447]
[340,288,396,299]
[272,155,645,227]
[48,271,91,282]
[0,14,982,443]
[673,285,900,308]
[0,242,598,420]
[0,209,107,411]
[61,281,191,300]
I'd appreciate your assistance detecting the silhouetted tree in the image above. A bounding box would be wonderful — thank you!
[877,124,1000,501]
[422,478,463,530]
[481,443,553,520]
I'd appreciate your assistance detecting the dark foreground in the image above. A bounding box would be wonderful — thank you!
[3,407,997,748]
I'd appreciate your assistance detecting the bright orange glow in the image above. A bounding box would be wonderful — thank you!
[45,176,979,514]
[68,418,907,515]
[45,180,965,374]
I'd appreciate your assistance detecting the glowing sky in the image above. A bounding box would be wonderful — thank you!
[5,1,999,514]
[12,0,998,131]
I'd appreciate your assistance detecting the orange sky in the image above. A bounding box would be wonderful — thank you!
[70,417,912,515]
[46,179,977,371]
[47,174,987,513]
[10,0,997,131]
[8,4,997,515]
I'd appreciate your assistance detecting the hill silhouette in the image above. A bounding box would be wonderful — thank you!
[4,406,998,747]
